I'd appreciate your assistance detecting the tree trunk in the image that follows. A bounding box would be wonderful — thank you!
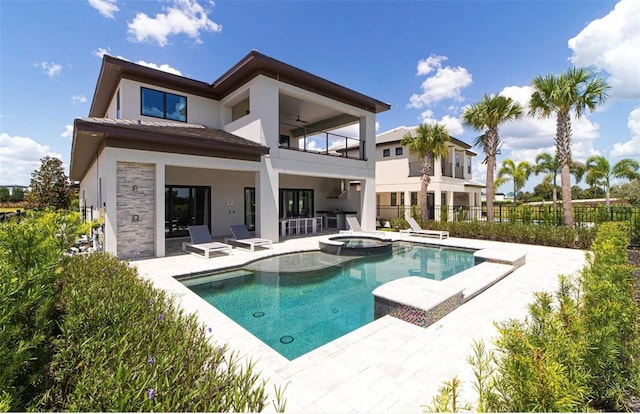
[552,175,557,206]
[420,154,432,224]
[560,163,573,226]
[556,111,573,226]
[486,155,495,222]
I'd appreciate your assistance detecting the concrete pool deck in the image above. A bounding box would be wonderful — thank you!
[133,233,587,413]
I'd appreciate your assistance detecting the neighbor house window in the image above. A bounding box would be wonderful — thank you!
[390,192,397,206]
[456,153,461,167]
[383,148,390,157]
[141,87,187,122]
[116,89,121,119]
[467,157,472,174]
[395,147,403,156]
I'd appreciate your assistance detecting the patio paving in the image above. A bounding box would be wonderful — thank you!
[132,233,587,413]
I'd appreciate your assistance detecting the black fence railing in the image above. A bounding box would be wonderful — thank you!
[378,203,640,245]
[0,209,24,222]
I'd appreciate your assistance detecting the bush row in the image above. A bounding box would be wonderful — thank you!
[0,211,282,412]
[425,222,640,412]
[388,218,597,250]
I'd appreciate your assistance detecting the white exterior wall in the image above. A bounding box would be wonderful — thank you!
[115,79,223,127]
[81,72,380,256]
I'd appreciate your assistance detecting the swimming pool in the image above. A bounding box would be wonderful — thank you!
[182,241,475,360]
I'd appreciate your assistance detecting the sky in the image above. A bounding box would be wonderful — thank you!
[1,0,639,192]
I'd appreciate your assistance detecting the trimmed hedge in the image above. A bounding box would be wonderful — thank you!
[419,220,597,249]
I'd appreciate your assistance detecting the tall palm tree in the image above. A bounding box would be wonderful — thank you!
[534,153,559,205]
[401,123,450,224]
[529,67,610,225]
[494,159,531,203]
[534,153,587,206]
[585,155,640,206]
[462,94,523,222]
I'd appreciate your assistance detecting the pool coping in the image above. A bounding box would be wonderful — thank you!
[132,232,582,412]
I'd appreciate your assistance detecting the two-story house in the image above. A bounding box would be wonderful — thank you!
[374,126,484,221]
[70,51,390,258]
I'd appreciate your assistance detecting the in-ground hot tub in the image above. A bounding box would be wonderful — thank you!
[319,235,393,256]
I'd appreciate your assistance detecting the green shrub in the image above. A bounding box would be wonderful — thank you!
[0,210,82,411]
[580,222,640,409]
[426,222,640,411]
[42,253,278,412]
[389,217,408,230]
[422,221,597,249]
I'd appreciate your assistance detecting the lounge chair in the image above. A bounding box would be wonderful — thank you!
[182,225,232,258]
[225,224,273,251]
[339,216,386,236]
[400,217,449,240]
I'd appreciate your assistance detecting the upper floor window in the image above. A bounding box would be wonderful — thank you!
[395,147,403,156]
[467,157,472,174]
[231,97,250,122]
[455,153,461,167]
[383,148,390,157]
[141,87,187,122]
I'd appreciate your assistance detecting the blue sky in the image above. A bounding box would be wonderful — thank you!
[1,0,638,192]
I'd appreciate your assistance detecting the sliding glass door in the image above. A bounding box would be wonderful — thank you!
[165,186,210,238]
[280,189,314,218]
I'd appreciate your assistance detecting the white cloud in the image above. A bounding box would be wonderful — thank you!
[93,47,110,58]
[0,133,62,185]
[36,61,62,78]
[568,0,640,99]
[611,106,640,157]
[71,95,87,104]
[408,54,472,108]
[93,49,183,75]
[61,125,73,139]
[135,60,182,76]
[418,109,464,135]
[127,0,221,47]
[88,0,119,19]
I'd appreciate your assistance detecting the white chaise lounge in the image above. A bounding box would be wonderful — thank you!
[182,225,232,258]
[400,217,449,240]
[225,224,273,251]
[339,216,386,237]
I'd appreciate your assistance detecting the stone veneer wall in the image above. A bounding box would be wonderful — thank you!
[116,162,156,259]
[374,293,464,328]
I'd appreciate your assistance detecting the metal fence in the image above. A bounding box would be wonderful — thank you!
[378,203,640,228]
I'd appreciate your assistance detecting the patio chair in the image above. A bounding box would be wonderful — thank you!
[400,217,449,240]
[225,224,273,251]
[182,225,232,259]
[339,216,386,236]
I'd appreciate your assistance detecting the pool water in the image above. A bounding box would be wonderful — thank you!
[184,242,475,360]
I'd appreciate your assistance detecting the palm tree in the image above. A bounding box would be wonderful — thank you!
[529,67,610,225]
[534,153,587,206]
[462,94,523,222]
[534,153,559,205]
[494,159,531,203]
[401,123,450,224]
[585,155,640,206]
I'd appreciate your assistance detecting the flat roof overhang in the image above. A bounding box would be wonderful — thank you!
[70,119,269,181]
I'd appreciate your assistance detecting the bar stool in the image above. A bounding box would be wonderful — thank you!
[313,216,323,233]
[287,218,299,235]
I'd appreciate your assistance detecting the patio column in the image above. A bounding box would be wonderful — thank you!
[256,158,279,241]
[434,189,442,222]
[404,189,411,220]
[360,178,376,231]
[447,191,455,222]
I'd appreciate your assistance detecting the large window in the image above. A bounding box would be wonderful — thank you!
[244,187,256,231]
[141,87,187,122]
[165,186,210,238]
[280,189,314,218]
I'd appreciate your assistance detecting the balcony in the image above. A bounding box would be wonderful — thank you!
[279,123,365,160]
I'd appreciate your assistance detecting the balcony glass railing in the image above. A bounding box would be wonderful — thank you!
[279,124,365,160]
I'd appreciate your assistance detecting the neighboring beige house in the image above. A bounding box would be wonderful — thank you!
[374,126,484,221]
[70,51,389,258]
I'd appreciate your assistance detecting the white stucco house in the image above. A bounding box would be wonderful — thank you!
[70,51,390,258]
[374,126,485,221]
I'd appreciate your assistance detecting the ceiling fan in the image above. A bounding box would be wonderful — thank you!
[295,114,308,124]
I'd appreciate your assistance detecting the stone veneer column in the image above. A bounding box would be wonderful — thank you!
[116,162,156,259]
